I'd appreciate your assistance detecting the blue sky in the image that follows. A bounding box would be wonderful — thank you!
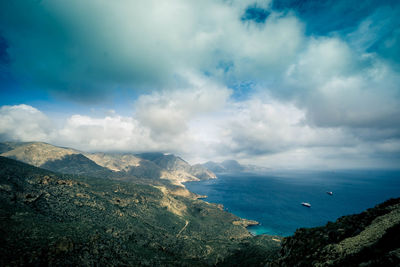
[0,0,399,169]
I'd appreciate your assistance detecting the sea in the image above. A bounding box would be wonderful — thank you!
[184,170,400,237]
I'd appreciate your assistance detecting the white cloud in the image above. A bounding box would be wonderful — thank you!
[215,96,357,159]
[135,73,232,140]
[1,97,399,169]
[0,104,53,142]
[286,38,355,86]
[57,115,148,151]
[282,36,400,133]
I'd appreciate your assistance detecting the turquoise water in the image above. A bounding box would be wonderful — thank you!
[184,170,400,237]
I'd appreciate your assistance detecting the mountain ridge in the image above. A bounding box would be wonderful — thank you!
[0,142,216,186]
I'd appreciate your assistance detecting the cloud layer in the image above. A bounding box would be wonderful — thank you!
[1,86,399,169]
[0,0,304,99]
[1,0,400,169]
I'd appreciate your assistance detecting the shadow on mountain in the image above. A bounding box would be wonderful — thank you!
[125,159,162,179]
[41,154,114,178]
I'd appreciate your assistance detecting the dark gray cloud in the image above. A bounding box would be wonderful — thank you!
[0,0,174,101]
[0,0,306,101]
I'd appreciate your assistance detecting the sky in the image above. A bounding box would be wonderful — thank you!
[0,0,400,169]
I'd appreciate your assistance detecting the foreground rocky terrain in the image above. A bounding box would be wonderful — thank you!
[0,156,281,266]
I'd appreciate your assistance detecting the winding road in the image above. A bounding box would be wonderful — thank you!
[176,220,189,237]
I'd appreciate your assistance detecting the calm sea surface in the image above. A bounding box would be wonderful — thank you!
[184,170,400,237]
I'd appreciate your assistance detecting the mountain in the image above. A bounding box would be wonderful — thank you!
[0,142,216,185]
[0,141,25,154]
[219,160,245,172]
[83,152,164,180]
[83,152,141,172]
[0,156,280,266]
[137,152,217,185]
[202,161,227,173]
[189,164,217,180]
[203,160,269,174]
[0,142,79,167]
[41,153,114,177]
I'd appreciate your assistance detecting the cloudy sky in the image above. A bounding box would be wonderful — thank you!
[1,0,399,169]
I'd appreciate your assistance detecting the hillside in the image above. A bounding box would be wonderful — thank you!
[83,152,141,172]
[0,156,281,266]
[276,198,400,266]
[137,153,216,185]
[0,142,79,166]
[41,153,115,177]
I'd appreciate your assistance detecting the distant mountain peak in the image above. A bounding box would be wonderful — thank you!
[203,160,269,174]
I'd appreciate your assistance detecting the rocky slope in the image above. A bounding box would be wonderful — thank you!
[83,152,141,172]
[276,197,400,266]
[0,141,31,153]
[1,142,79,166]
[0,156,280,266]
[41,153,115,177]
[0,142,216,185]
[137,152,216,184]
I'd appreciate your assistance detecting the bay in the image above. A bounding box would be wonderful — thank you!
[184,170,400,237]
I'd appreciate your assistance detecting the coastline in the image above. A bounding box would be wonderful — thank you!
[183,178,267,236]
